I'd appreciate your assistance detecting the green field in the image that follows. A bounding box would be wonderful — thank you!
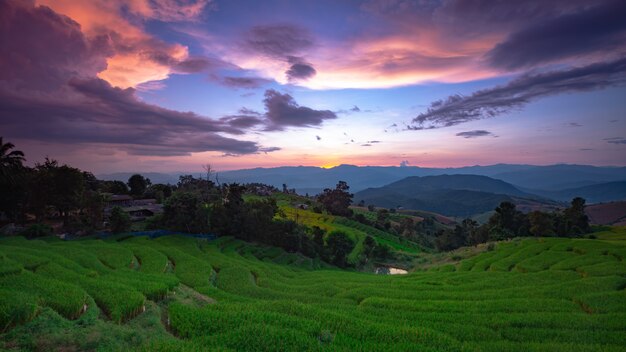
[1,229,625,351]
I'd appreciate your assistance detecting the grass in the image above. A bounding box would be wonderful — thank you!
[0,227,625,351]
[279,205,421,265]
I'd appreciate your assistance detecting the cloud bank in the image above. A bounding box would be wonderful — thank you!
[409,57,626,130]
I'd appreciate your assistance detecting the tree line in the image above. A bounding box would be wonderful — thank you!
[0,137,593,265]
[434,198,590,251]
[0,139,366,268]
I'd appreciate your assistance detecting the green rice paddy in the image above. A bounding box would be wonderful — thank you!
[1,228,625,351]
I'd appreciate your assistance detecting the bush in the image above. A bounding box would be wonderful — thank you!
[109,206,131,234]
[20,223,53,239]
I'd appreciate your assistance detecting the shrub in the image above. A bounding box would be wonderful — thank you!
[20,224,53,239]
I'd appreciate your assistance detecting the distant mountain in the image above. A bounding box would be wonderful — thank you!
[535,181,626,203]
[354,174,557,217]
[97,164,626,195]
[373,174,533,198]
[492,165,626,190]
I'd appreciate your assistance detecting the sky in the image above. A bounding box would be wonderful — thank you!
[1,0,626,174]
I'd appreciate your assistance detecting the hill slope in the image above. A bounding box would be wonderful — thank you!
[1,233,625,351]
[493,165,626,190]
[354,174,554,217]
[586,201,626,225]
[535,181,626,203]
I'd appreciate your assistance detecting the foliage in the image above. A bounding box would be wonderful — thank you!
[109,206,131,234]
[100,180,129,194]
[325,231,355,267]
[128,174,151,197]
[318,181,353,217]
[437,200,592,251]
[20,224,53,239]
[161,192,210,233]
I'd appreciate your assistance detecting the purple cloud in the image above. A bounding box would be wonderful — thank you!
[263,89,336,130]
[409,57,626,130]
[243,24,313,58]
[0,1,274,157]
[604,137,626,145]
[218,76,273,89]
[456,130,496,139]
[486,1,626,70]
[286,56,316,82]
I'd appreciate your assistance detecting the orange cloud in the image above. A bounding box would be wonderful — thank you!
[214,28,500,90]
[35,0,208,88]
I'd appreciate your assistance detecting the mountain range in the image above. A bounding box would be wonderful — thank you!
[99,164,626,206]
[354,175,562,217]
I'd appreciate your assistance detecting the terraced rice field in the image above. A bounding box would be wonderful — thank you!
[1,230,625,351]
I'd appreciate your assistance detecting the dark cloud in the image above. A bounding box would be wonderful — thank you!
[0,1,272,157]
[1,78,262,155]
[486,1,626,70]
[316,135,322,141]
[579,148,594,151]
[567,122,583,127]
[350,105,361,112]
[263,89,336,130]
[604,137,626,145]
[456,130,495,139]
[0,1,112,91]
[218,76,272,89]
[173,57,215,73]
[259,147,281,153]
[238,107,261,116]
[409,57,626,130]
[286,56,316,82]
[219,115,264,130]
[244,24,313,58]
[361,144,372,147]
[400,160,410,167]
[434,0,590,34]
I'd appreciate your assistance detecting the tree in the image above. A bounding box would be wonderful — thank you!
[529,211,554,237]
[318,181,353,217]
[372,243,392,260]
[79,190,104,234]
[109,206,131,233]
[51,164,86,225]
[100,180,129,194]
[488,201,523,239]
[29,159,85,226]
[0,138,27,222]
[435,227,466,251]
[362,235,376,258]
[162,191,210,233]
[145,183,173,203]
[0,137,25,178]
[562,197,590,236]
[128,174,150,197]
[326,231,355,268]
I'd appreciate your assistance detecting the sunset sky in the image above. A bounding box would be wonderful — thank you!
[1,0,625,174]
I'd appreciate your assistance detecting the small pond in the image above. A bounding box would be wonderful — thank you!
[375,267,408,275]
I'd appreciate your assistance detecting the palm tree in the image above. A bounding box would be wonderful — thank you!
[0,137,25,177]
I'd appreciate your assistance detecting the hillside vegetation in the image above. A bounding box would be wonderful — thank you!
[354,174,561,217]
[1,228,625,351]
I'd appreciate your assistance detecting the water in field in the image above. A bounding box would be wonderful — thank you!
[375,266,408,275]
